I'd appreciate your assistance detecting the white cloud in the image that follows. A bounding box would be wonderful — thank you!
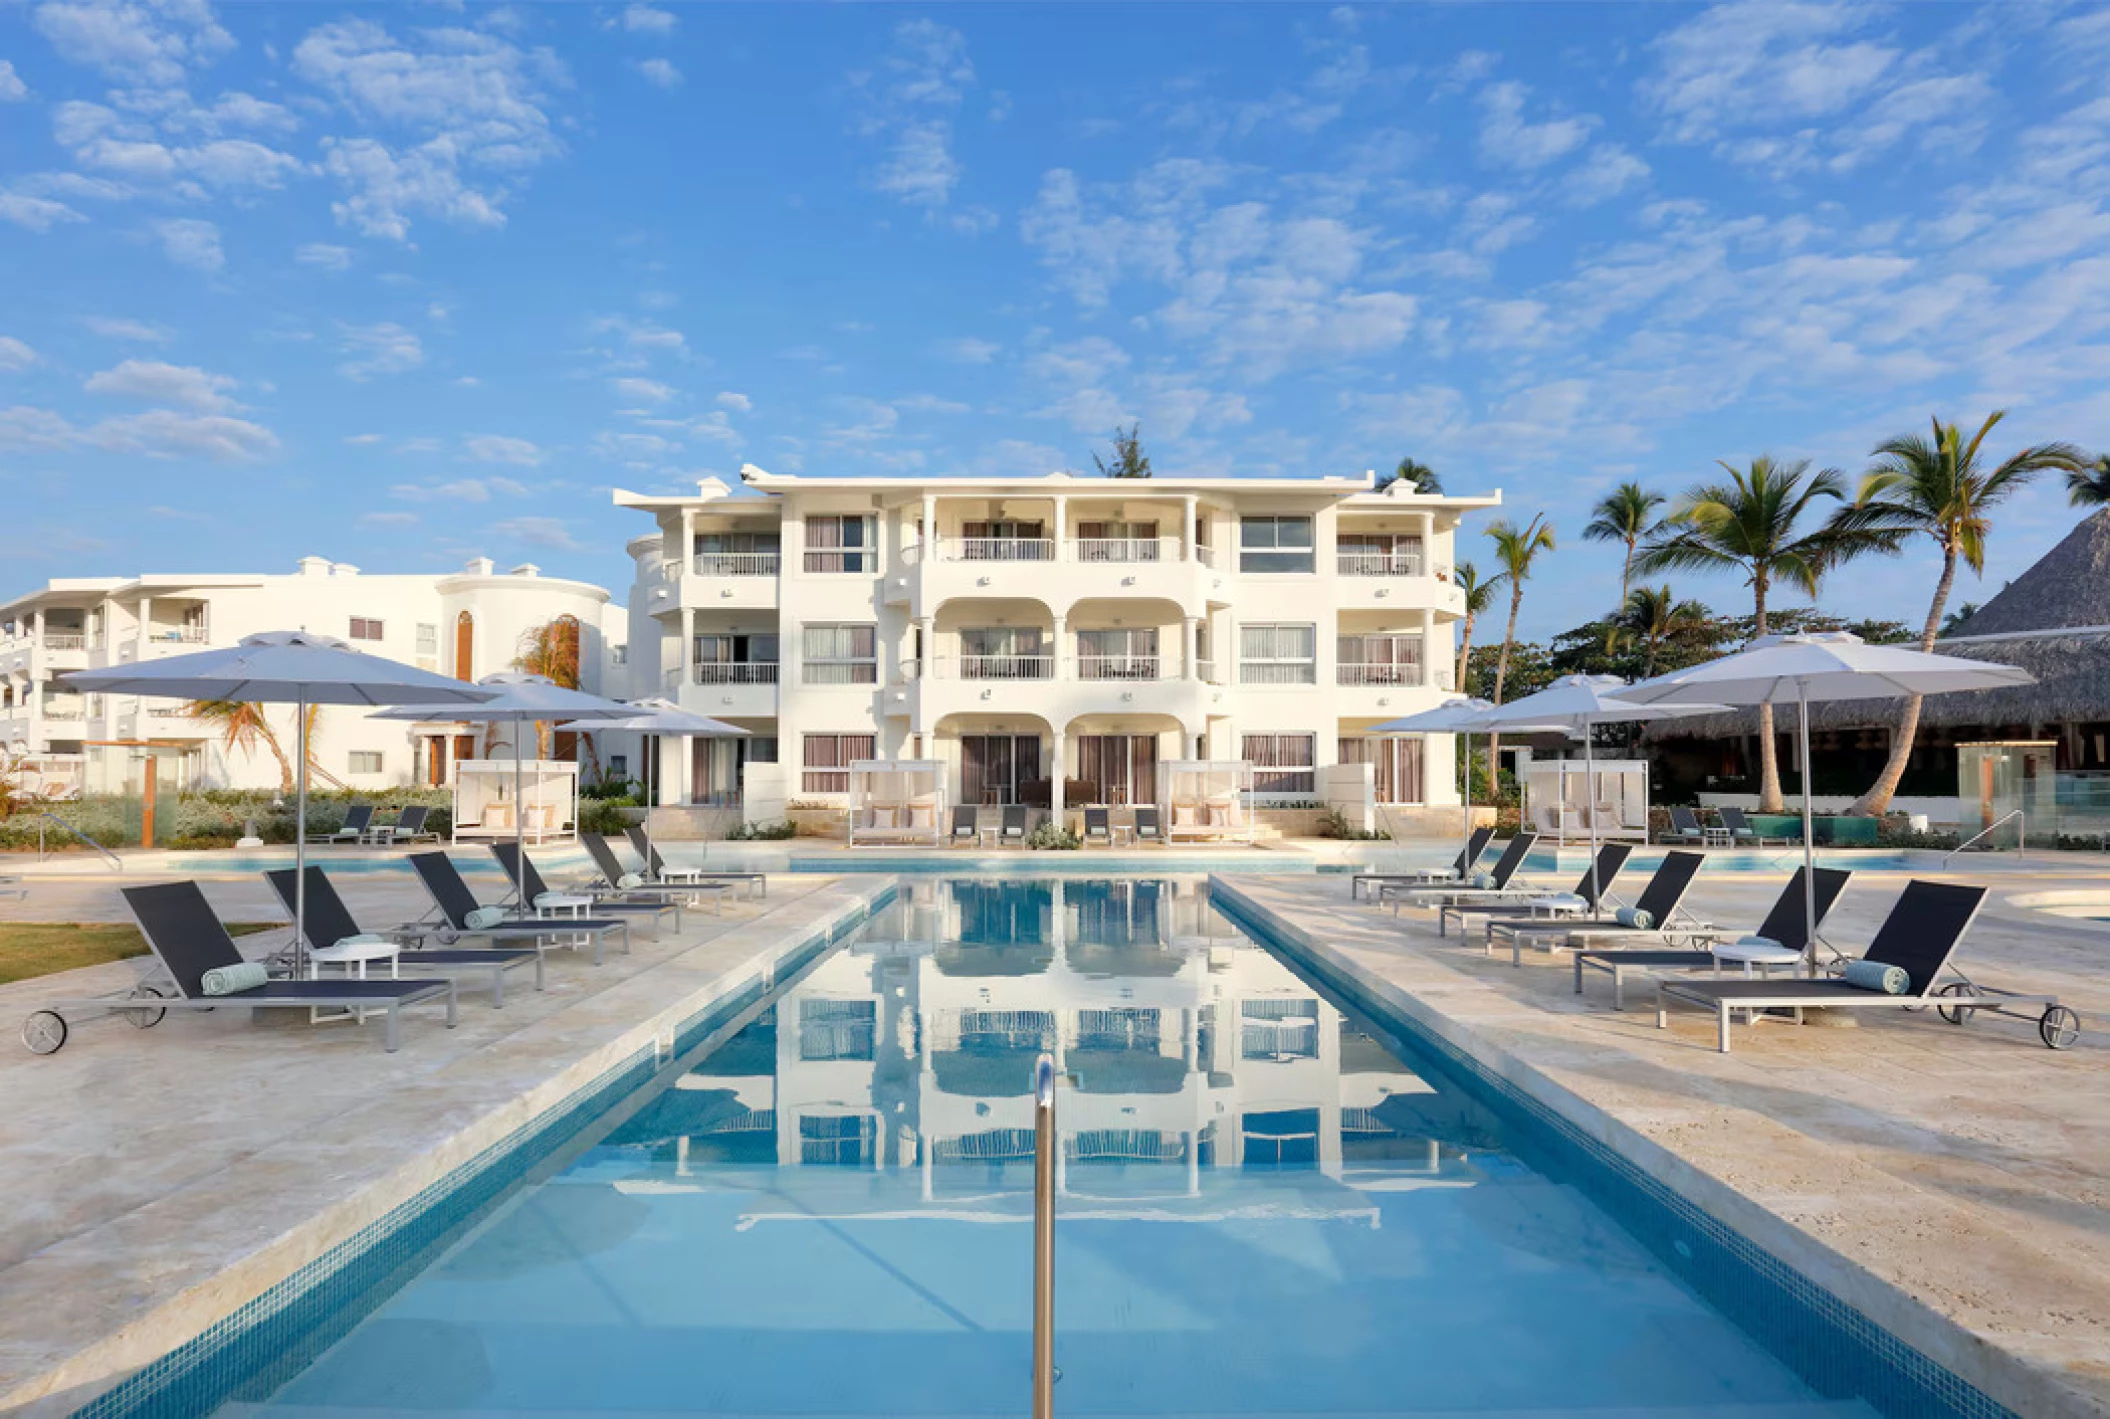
[337,322,424,380]
[358,510,418,526]
[1477,81,1594,170]
[391,476,527,502]
[462,434,544,466]
[851,20,975,213]
[31,0,234,86]
[490,515,581,550]
[0,337,37,372]
[0,405,80,452]
[82,316,170,343]
[933,336,999,364]
[1644,2,1894,143]
[296,242,351,270]
[715,390,752,412]
[154,217,222,271]
[0,60,29,101]
[92,408,277,461]
[618,4,677,36]
[85,358,238,411]
[1563,145,1650,206]
[0,192,86,232]
[294,18,566,240]
[613,376,674,405]
[1028,336,1130,387]
[593,429,682,461]
[344,432,385,445]
[636,58,681,89]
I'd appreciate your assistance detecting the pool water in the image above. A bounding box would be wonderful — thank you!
[239,878,1865,1417]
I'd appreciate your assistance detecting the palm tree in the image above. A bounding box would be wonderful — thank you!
[1837,412,2085,815]
[1636,457,1898,812]
[1484,514,1555,793]
[2068,453,2110,507]
[1582,482,1666,604]
[1609,584,1710,680]
[1388,457,1441,494]
[1453,560,1504,692]
[513,615,585,761]
[187,699,296,793]
[1940,601,1980,636]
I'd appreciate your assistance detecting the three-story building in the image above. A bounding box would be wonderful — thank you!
[615,465,1497,820]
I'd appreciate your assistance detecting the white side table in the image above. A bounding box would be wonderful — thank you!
[1703,826,1733,848]
[536,893,596,951]
[309,936,401,1023]
[1711,940,1803,979]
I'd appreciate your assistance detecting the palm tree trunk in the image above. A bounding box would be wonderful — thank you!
[1753,580,1783,813]
[1851,546,1957,816]
[1620,538,1636,604]
[1487,585,1524,797]
[1455,613,1476,694]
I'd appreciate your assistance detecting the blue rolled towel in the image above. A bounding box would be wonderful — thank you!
[1469,871,1494,890]
[1615,906,1654,929]
[1841,960,1908,994]
[201,961,267,996]
[465,906,506,930]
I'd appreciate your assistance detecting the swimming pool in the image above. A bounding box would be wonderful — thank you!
[209,877,1934,1416]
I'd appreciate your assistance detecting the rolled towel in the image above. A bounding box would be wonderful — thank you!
[201,960,268,996]
[617,872,643,889]
[1614,906,1655,929]
[1841,959,1909,994]
[465,906,507,930]
[1469,871,1494,890]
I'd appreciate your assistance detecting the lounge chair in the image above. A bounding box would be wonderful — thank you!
[1509,850,1709,963]
[265,866,542,1007]
[621,824,766,898]
[1083,807,1112,847]
[579,833,729,913]
[1576,866,1851,1010]
[1133,805,1164,844]
[1659,805,1706,846]
[1719,805,1792,847]
[950,805,981,847]
[1450,843,1635,945]
[1376,833,1539,911]
[1351,826,1494,901]
[22,881,457,1055]
[308,803,374,847]
[406,851,631,965]
[371,804,440,847]
[1000,804,1028,847]
[1655,880,2079,1052]
[491,842,681,934]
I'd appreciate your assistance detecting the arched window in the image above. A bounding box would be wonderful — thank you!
[454,611,475,682]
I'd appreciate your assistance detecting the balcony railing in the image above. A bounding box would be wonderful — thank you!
[958,654,1055,680]
[1070,537,1176,563]
[694,551,781,577]
[1337,550,1424,576]
[39,703,86,721]
[1195,545,1220,569]
[1338,661,1426,687]
[41,633,87,651]
[941,538,1056,563]
[1239,664,1317,686]
[146,626,208,644]
[693,662,779,684]
[1076,655,1162,681]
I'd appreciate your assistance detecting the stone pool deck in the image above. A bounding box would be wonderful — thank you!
[0,869,894,1417]
[1212,866,2110,1419]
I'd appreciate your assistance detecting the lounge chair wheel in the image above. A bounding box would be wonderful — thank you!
[122,987,168,1030]
[23,1010,67,1055]
[2039,1006,2081,1050]
[1935,981,1979,1025]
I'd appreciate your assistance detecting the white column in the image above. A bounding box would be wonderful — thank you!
[1049,727,1065,820]
[1182,494,1198,561]
[678,507,695,574]
[1052,495,1069,561]
[1051,612,1067,681]
[1183,616,1200,681]
[922,493,938,560]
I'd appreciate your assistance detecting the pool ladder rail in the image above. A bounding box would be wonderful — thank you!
[1033,1053,1056,1419]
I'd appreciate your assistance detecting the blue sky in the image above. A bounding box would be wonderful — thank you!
[2,1,2107,638]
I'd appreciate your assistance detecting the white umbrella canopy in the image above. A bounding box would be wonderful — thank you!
[62,630,501,972]
[1613,632,2036,965]
[375,673,639,902]
[1476,676,1727,910]
[1372,697,1577,877]
[555,697,749,867]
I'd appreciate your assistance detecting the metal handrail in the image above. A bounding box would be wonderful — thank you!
[39,811,123,869]
[1944,809,2024,866]
[1032,1054,1056,1419]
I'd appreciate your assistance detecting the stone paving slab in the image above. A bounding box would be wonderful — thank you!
[1210,867,2110,1419]
[0,869,892,1417]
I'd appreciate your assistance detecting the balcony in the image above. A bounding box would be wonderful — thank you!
[654,551,781,616]
[693,662,779,685]
[1337,550,1424,577]
[1077,654,1162,681]
[887,536,1226,616]
[666,661,780,718]
[936,538,1056,563]
[1337,662,1425,687]
[1069,537,1179,564]
[958,654,1054,681]
[41,634,87,651]
[694,552,780,577]
[143,626,209,646]
[892,656,1222,729]
[38,700,86,721]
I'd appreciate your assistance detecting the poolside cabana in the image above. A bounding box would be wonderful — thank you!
[452,758,579,844]
[847,758,944,847]
[1159,760,1254,844]
[1522,758,1648,846]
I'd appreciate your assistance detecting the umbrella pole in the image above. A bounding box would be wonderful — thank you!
[1460,731,1473,876]
[294,692,308,978]
[1799,682,1817,972]
[1585,724,1600,912]
[515,724,526,907]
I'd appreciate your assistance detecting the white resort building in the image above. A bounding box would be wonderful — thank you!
[613,466,1497,827]
[0,556,620,798]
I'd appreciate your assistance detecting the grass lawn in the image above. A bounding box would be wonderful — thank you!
[0,922,276,985]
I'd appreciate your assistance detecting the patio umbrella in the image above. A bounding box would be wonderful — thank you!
[1613,632,2034,966]
[554,697,746,868]
[375,673,639,904]
[1476,676,1725,911]
[1372,698,1575,880]
[62,630,499,972]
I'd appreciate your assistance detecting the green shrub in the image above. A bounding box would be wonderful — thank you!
[1315,805,1386,841]
[1026,820,1080,850]
[578,799,633,836]
[728,819,797,841]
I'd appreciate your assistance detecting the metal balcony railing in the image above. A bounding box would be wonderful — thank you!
[693,551,781,577]
[1076,654,1162,681]
[1338,661,1426,687]
[943,538,1056,563]
[959,654,1055,680]
[1070,537,1175,563]
[41,634,87,651]
[1337,550,1424,576]
[693,662,779,684]
[39,704,86,721]
[1195,545,1220,569]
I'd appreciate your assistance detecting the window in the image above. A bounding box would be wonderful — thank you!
[1077,627,1160,679]
[801,624,876,685]
[1337,634,1423,686]
[695,632,779,683]
[1239,515,1314,573]
[1337,532,1423,576]
[415,623,438,654]
[803,732,876,793]
[1073,734,1159,805]
[1339,736,1425,803]
[804,515,875,573]
[609,754,628,778]
[959,626,1049,679]
[347,750,383,774]
[1243,733,1316,797]
[694,530,781,575]
[1076,519,1160,561]
[960,734,1039,805]
[348,617,385,642]
[1239,623,1316,685]
[611,644,628,666]
[958,519,1049,560]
